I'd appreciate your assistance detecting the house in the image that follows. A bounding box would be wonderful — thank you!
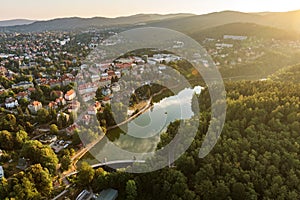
[102,87,111,96]
[91,74,100,82]
[87,101,101,115]
[115,71,121,78]
[95,189,118,200]
[16,91,29,101]
[82,115,91,125]
[101,96,111,105]
[67,101,80,113]
[39,135,57,144]
[0,66,7,76]
[28,101,42,114]
[78,82,98,95]
[76,189,91,200]
[48,101,58,109]
[56,97,66,106]
[12,81,34,89]
[65,89,76,101]
[223,35,248,40]
[57,112,70,122]
[158,65,167,71]
[5,97,19,109]
[50,90,64,98]
[61,73,75,86]
[0,166,3,179]
[111,83,120,92]
[82,93,95,102]
[27,87,36,94]
[66,123,80,135]
[99,78,111,87]
[50,140,72,153]
[16,157,29,170]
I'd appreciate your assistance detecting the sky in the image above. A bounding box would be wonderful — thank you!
[1,0,300,20]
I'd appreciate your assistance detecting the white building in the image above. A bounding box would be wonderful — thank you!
[28,101,42,114]
[111,83,120,92]
[64,89,76,101]
[224,35,248,40]
[91,74,100,82]
[5,97,18,109]
[12,81,34,89]
[0,166,4,179]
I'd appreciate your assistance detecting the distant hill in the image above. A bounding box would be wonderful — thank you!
[149,10,300,34]
[149,11,262,34]
[190,23,300,41]
[0,14,194,32]
[0,19,35,27]
[1,10,300,35]
[271,64,300,83]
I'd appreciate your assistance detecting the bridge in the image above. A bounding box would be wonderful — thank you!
[65,159,145,177]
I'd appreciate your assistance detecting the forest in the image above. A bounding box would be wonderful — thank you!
[61,76,300,200]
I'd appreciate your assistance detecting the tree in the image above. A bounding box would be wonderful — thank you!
[126,180,137,200]
[27,164,53,196]
[60,155,72,171]
[77,162,94,187]
[0,130,14,150]
[15,130,28,149]
[37,108,50,124]
[0,178,8,199]
[2,114,17,132]
[50,124,59,135]
[231,182,246,200]
[21,140,58,174]
[13,176,40,200]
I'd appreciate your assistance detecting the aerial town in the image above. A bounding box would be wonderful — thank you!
[1,6,300,199]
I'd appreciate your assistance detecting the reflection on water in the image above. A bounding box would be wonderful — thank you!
[85,86,202,163]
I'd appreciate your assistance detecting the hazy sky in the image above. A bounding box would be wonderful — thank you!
[2,0,300,20]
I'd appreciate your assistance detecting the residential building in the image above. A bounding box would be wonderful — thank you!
[5,97,19,109]
[66,123,79,135]
[50,90,64,98]
[95,189,118,200]
[76,190,91,200]
[56,97,66,106]
[48,101,58,110]
[78,82,98,95]
[224,35,248,40]
[65,89,76,101]
[91,74,100,82]
[111,83,120,92]
[57,112,70,122]
[28,101,42,114]
[82,115,91,125]
[16,91,29,101]
[82,92,95,102]
[16,157,29,170]
[87,101,101,115]
[67,101,80,113]
[0,166,3,179]
[12,81,34,89]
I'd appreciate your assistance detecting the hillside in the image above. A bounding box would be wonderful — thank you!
[149,11,262,33]
[2,10,300,33]
[191,23,300,41]
[149,10,300,34]
[0,19,35,27]
[270,64,300,83]
[0,14,194,32]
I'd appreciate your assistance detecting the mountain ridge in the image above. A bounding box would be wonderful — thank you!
[0,19,36,27]
[1,10,300,33]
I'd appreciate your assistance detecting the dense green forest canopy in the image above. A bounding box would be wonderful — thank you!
[67,80,300,200]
